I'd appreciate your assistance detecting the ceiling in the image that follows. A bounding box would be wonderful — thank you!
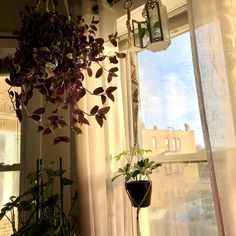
[0,0,186,33]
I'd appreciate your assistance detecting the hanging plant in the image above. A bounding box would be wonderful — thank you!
[0,2,125,144]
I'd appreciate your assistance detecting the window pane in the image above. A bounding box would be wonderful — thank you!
[0,76,20,164]
[0,171,20,235]
[138,162,218,236]
[137,32,218,235]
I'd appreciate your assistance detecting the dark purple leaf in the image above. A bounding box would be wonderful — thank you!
[33,107,45,114]
[107,93,115,102]
[42,127,52,135]
[87,68,93,77]
[90,25,97,31]
[5,78,12,86]
[109,56,118,64]
[9,91,14,98]
[98,106,110,115]
[107,73,113,83]
[57,119,68,127]
[106,86,117,94]
[93,87,104,95]
[73,127,82,135]
[116,52,126,58]
[95,38,104,45]
[109,67,118,73]
[37,125,44,132]
[54,136,71,145]
[101,95,106,104]
[31,114,41,122]
[56,87,64,96]
[90,105,99,115]
[80,117,90,126]
[95,115,104,127]
[110,39,117,47]
[95,68,103,78]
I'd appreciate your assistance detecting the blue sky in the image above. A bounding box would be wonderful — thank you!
[138,32,204,146]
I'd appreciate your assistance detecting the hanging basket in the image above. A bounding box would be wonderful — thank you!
[125,180,152,208]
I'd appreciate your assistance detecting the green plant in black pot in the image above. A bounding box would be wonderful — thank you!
[112,148,161,208]
[0,158,78,236]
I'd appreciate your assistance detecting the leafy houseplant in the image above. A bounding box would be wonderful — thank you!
[0,3,125,145]
[112,148,161,208]
[0,158,78,236]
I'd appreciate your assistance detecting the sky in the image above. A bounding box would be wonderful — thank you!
[137,32,204,146]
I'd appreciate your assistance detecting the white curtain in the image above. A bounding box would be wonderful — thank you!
[188,0,236,235]
[74,1,133,235]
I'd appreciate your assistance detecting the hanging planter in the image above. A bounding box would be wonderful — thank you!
[125,180,152,208]
[112,148,161,207]
[0,1,125,144]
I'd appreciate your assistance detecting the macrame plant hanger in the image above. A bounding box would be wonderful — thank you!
[124,1,145,236]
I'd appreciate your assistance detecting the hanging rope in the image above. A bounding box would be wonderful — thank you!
[136,207,141,236]
[125,0,139,148]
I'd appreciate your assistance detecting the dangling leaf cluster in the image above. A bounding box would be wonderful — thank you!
[0,5,125,144]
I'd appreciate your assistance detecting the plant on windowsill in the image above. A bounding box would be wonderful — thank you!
[0,1,125,145]
[0,159,79,236]
[112,147,161,208]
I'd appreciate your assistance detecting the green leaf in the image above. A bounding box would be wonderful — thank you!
[66,53,73,59]
[62,177,74,186]
[39,47,50,52]
[139,28,148,40]
[153,21,160,29]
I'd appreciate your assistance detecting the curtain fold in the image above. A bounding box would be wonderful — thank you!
[74,1,132,235]
[188,0,236,235]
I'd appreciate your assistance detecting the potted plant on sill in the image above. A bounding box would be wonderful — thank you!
[0,158,78,236]
[112,148,161,208]
[0,1,125,145]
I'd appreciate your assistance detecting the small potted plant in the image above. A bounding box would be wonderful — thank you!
[112,148,161,208]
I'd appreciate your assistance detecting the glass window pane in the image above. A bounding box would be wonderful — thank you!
[0,76,20,164]
[0,171,20,235]
[137,31,218,235]
[138,162,218,236]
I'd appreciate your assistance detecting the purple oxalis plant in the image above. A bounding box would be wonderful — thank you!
[0,5,125,145]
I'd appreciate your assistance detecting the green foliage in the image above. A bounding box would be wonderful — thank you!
[0,161,78,236]
[112,148,161,182]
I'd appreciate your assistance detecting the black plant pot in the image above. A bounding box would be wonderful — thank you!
[125,180,152,208]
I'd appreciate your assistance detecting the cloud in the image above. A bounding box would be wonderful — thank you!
[137,32,204,145]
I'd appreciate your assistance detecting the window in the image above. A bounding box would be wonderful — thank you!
[136,18,218,236]
[165,138,170,151]
[0,74,21,235]
[152,136,157,149]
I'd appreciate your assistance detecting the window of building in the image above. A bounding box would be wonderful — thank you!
[176,137,181,151]
[152,136,157,149]
[165,138,170,151]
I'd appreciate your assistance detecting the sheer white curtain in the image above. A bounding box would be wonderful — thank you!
[188,0,236,235]
[74,1,133,236]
